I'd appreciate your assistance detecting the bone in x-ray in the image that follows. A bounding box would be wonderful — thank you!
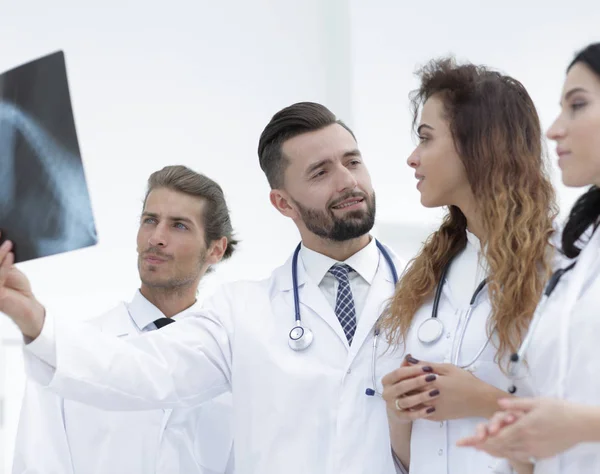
[0,51,97,263]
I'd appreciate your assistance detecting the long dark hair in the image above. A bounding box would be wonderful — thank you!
[561,43,600,258]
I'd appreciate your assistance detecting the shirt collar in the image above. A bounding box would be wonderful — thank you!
[465,229,489,276]
[127,290,200,331]
[299,236,380,286]
[466,229,480,249]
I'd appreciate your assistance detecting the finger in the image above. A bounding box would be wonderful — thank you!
[498,397,536,412]
[401,354,415,367]
[0,250,15,287]
[404,355,452,378]
[392,404,437,422]
[394,386,440,411]
[493,416,528,446]
[382,364,434,387]
[413,360,451,375]
[488,411,516,435]
[384,373,438,401]
[0,240,13,263]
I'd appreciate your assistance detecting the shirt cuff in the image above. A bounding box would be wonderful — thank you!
[392,447,409,474]
[24,311,57,367]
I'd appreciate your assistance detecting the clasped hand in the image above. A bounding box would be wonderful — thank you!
[382,354,498,423]
[457,397,590,463]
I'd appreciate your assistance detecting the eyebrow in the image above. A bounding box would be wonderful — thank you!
[563,87,588,103]
[417,124,434,134]
[142,212,195,225]
[305,149,362,176]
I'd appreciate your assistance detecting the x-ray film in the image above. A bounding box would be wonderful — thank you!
[0,51,98,263]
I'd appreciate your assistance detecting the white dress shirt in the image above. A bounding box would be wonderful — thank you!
[301,236,379,320]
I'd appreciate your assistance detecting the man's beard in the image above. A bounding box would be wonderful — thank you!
[292,191,376,241]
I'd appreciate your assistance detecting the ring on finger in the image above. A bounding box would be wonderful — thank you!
[395,398,404,411]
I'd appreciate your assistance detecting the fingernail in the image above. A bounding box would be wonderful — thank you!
[425,374,436,382]
[426,407,436,414]
[406,355,419,364]
[429,389,440,397]
[422,366,433,373]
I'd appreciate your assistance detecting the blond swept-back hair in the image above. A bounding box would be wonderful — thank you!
[381,58,557,365]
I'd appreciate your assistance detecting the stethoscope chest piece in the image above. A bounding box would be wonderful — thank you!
[417,317,444,344]
[288,325,314,351]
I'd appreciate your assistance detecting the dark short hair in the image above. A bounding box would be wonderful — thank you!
[257,102,356,189]
[144,165,238,260]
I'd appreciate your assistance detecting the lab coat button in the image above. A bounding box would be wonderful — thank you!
[438,449,443,456]
[446,332,451,339]
[346,369,352,374]
[439,421,444,428]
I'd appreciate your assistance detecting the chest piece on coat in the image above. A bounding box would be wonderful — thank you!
[289,325,314,351]
[417,318,445,344]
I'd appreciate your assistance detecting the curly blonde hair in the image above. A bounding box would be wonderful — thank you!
[382,58,557,365]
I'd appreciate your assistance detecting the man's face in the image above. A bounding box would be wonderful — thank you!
[136,188,208,290]
[276,123,376,241]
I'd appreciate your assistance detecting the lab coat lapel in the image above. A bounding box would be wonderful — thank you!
[95,303,136,337]
[95,302,175,425]
[299,278,350,348]
[348,253,396,357]
[275,252,351,349]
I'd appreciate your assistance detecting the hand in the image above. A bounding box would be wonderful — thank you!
[382,355,440,423]
[456,410,524,457]
[477,397,593,462]
[404,358,508,421]
[0,237,45,338]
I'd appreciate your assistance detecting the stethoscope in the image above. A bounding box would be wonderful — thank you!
[507,261,576,394]
[416,260,491,369]
[366,255,490,397]
[288,239,398,353]
[365,253,493,397]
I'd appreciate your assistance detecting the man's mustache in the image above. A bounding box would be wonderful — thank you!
[141,248,173,260]
[329,191,369,208]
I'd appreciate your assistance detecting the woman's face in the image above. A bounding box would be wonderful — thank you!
[547,62,600,188]
[407,95,471,208]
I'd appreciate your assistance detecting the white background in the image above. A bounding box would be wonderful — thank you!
[0,1,598,471]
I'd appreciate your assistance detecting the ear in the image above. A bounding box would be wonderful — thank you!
[206,236,228,265]
[269,189,298,219]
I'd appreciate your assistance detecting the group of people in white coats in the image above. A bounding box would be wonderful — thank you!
[0,41,599,474]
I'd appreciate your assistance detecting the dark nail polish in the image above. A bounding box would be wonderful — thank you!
[406,355,419,364]
[425,374,436,382]
[426,407,436,414]
[422,366,433,373]
[429,389,440,397]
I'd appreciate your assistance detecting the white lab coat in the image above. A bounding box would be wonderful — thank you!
[403,232,531,474]
[14,300,234,474]
[24,244,406,474]
[405,275,519,473]
[508,227,600,473]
